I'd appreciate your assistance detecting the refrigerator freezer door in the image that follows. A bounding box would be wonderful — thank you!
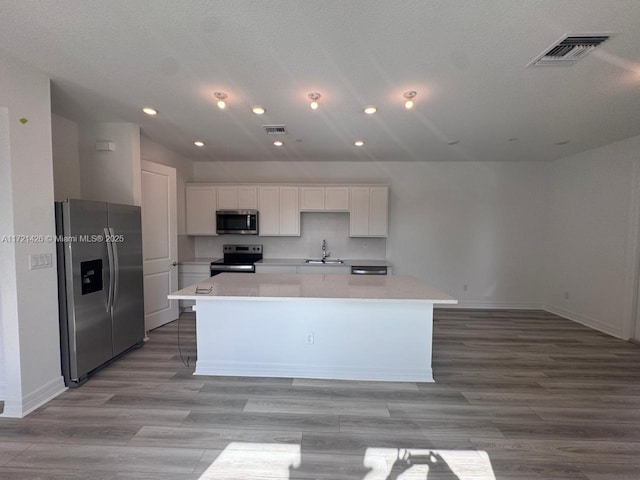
[59,199,113,382]
[108,203,145,356]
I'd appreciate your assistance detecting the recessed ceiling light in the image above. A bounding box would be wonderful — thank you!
[354,140,365,147]
[193,141,205,147]
[214,92,227,109]
[555,140,570,145]
[273,140,283,147]
[142,107,158,116]
[447,140,460,145]
[363,106,377,115]
[252,106,266,115]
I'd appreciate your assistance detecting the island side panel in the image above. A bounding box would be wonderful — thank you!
[194,299,434,382]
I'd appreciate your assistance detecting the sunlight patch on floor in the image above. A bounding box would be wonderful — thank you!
[362,448,495,479]
[198,443,494,480]
[198,442,301,479]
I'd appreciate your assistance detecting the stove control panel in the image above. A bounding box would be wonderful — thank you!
[223,244,263,254]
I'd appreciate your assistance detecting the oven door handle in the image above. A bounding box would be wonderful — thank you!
[210,264,256,275]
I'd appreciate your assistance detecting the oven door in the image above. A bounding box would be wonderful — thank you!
[210,264,255,276]
[216,210,258,235]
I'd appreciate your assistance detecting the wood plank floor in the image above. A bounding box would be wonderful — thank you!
[2,309,640,479]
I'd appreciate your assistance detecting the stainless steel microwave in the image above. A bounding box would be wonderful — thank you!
[216,210,259,235]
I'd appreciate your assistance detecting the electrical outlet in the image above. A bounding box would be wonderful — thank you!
[362,242,368,249]
[463,284,468,292]
[564,291,569,300]
[305,333,314,344]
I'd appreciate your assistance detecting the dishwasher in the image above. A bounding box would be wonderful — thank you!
[350,265,388,275]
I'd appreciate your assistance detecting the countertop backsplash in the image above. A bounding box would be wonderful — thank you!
[194,212,386,260]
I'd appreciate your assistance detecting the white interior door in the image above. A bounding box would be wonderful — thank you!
[141,160,178,332]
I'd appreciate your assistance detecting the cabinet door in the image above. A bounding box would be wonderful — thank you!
[237,186,258,209]
[279,187,300,236]
[369,186,389,237]
[186,186,217,235]
[325,187,350,211]
[300,187,325,211]
[349,187,370,237]
[255,265,297,274]
[216,186,237,210]
[296,266,349,274]
[258,186,280,236]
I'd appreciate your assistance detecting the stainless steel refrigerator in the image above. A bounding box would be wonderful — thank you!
[55,199,145,387]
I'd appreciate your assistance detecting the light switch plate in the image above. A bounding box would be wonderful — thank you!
[29,253,53,270]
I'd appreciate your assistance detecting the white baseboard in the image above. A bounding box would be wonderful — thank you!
[543,304,625,339]
[437,302,626,340]
[0,375,66,418]
[195,361,434,383]
[437,300,543,310]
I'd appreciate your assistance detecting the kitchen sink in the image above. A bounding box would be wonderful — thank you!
[305,259,345,264]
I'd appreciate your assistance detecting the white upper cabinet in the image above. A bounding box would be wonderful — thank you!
[186,183,386,238]
[186,185,217,235]
[325,186,350,211]
[349,186,388,237]
[258,186,300,236]
[300,186,349,212]
[300,187,325,211]
[258,186,279,236]
[279,186,300,235]
[238,186,258,209]
[216,185,258,210]
[216,186,237,210]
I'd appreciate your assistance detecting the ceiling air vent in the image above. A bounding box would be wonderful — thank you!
[528,34,611,67]
[263,125,287,135]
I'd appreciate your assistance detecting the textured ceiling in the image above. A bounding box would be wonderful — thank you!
[1,0,639,162]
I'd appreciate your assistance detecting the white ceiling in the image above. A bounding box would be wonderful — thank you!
[1,0,639,162]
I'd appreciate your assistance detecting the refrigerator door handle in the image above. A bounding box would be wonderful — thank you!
[104,227,114,312]
[109,227,120,309]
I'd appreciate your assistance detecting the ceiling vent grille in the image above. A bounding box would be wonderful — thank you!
[263,125,287,135]
[528,34,611,67]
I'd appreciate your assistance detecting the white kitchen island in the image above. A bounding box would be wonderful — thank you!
[168,273,457,382]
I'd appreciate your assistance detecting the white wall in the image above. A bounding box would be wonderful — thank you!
[0,107,10,404]
[79,122,141,206]
[194,161,548,307]
[0,53,66,417]
[51,113,81,201]
[140,135,195,260]
[544,135,640,339]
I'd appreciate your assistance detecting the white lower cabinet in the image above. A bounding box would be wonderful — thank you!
[255,265,297,274]
[296,265,350,274]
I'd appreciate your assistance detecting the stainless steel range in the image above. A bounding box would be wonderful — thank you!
[210,244,263,276]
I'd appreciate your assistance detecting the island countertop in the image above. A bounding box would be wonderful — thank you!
[168,272,457,304]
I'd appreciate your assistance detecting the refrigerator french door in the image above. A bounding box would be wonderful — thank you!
[55,199,145,387]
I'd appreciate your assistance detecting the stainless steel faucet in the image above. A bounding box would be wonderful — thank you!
[322,239,330,260]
